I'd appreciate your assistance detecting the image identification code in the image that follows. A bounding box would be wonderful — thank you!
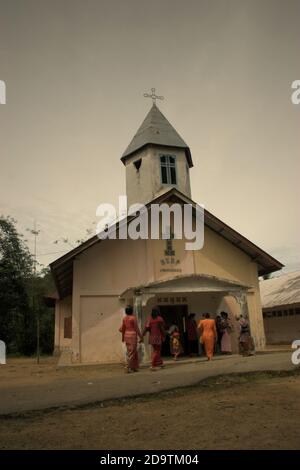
[99,454,200,466]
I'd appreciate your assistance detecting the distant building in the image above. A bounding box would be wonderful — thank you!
[260,271,300,344]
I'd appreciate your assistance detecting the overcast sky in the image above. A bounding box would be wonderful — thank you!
[0,0,299,274]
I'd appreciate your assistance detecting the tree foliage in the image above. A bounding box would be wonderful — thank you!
[0,216,55,355]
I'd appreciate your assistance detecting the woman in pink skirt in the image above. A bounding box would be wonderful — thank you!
[119,305,142,373]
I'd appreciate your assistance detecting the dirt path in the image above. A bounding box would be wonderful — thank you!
[0,353,296,416]
[1,371,299,450]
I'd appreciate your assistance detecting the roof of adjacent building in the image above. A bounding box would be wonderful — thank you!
[121,104,193,167]
[50,188,284,299]
[260,271,300,309]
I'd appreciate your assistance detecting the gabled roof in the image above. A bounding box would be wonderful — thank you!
[50,188,283,299]
[121,104,193,167]
[260,271,300,309]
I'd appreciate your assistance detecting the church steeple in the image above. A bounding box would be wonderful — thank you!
[122,100,193,207]
[121,103,193,168]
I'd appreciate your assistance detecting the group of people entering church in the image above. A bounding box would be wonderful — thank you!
[119,306,252,373]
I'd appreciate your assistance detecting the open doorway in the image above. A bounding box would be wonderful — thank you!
[159,304,189,356]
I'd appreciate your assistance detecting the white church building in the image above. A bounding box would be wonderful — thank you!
[50,98,283,364]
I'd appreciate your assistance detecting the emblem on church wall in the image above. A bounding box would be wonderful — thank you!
[160,232,182,273]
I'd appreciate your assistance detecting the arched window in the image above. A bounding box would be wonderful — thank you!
[160,155,177,185]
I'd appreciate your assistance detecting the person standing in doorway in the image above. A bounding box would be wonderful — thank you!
[119,305,142,373]
[197,313,217,361]
[215,314,223,353]
[186,313,198,356]
[142,308,166,371]
[168,321,183,361]
[220,311,232,354]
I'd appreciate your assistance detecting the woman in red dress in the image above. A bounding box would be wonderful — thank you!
[119,305,142,373]
[142,308,166,370]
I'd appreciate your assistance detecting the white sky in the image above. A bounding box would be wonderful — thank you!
[0,0,299,273]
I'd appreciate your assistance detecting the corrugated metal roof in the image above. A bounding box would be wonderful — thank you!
[260,271,300,308]
[121,104,193,167]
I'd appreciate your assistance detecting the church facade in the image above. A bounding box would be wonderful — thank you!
[50,102,283,364]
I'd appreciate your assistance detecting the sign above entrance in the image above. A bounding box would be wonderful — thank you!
[157,296,187,304]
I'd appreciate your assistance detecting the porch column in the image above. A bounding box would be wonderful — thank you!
[233,291,255,353]
[133,290,143,329]
[239,292,250,319]
[134,290,147,364]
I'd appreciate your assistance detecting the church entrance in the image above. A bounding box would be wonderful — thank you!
[159,304,189,356]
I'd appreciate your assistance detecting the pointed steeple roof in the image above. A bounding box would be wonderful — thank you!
[121,104,193,167]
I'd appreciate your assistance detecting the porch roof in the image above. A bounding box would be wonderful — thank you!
[119,273,251,299]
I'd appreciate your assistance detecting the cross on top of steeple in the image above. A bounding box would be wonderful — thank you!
[143,87,164,106]
[121,91,193,168]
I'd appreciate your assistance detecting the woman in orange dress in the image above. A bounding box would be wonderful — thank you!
[198,313,217,361]
[119,305,142,373]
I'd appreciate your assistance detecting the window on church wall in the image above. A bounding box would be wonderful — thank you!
[133,158,142,171]
[160,155,177,185]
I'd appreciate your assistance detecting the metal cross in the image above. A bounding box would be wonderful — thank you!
[143,88,164,106]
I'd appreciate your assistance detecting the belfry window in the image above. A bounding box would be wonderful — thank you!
[133,158,142,171]
[160,155,177,185]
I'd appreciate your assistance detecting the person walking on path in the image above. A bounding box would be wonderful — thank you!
[197,313,217,361]
[119,305,142,373]
[142,308,166,370]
